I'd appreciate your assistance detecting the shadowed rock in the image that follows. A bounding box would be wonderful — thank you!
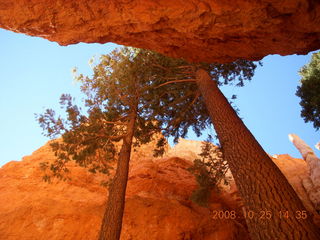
[0,0,320,62]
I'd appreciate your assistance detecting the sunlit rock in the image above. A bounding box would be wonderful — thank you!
[0,137,319,239]
[0,140,249,240]
[289,133,320,211]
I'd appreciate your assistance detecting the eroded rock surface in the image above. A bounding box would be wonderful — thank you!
[0,141,249,240]
[0,139,319,239]
[1,0,320,62]
[289,134,320,211]
[272,154,317,213]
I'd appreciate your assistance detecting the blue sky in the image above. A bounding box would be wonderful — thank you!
[0,28,319,167]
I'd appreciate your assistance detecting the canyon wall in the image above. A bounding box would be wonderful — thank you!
[0,0,320,62]
[0,140,249,240]
[0,139,318,239]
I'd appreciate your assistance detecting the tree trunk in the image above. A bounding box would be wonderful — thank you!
[98,109,137,240]
[195,69,320,240]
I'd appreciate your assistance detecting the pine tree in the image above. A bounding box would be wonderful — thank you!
[37,47,167,240]
[296,51,320,130]
[38,47,242,240]
[37,47,320,239]
[188,136,229,207]
[37,47,258,240]
[137,52,320,239]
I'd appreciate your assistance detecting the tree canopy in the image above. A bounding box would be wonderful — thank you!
[36,46,266,240]
[37,47,258,181]
[37,47,165,181]
[296,51,320,130]
[135,50,257,142]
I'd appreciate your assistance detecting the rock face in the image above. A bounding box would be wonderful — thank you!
[0,140,250,240]
[272,154,317,213]
[1,1,320,62]
[0,139,319,239]
[289,134,320,211]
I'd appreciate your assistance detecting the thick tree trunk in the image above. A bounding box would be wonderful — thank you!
[98,109,137,240]
[195,69,320,240]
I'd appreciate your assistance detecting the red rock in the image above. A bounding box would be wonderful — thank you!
[1,139,318,239]
[0,141,249,240]
[0,1,320,62]
[272,154,316,213]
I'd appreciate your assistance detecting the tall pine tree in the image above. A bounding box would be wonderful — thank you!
[139,51,320,239]
[38,47,320,239]
[37,47,259,240]
[37,47,167,240]
[296,51,320,130]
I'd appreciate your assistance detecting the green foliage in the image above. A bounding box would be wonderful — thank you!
[135,51,259,143]
[188,137,229,207]
[36,47,166,181]
[296,51,320,130]
[36,46,258,182]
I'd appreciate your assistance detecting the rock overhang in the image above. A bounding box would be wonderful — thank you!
[0,0,320,62]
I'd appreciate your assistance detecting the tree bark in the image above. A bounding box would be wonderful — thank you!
[98,108,137,240]
[195,69,320,240]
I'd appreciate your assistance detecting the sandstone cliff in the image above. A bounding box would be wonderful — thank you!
[1,1,320,62]
[0,140,249,240]
[0,139,318,239]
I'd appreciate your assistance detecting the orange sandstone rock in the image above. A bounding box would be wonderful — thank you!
[0,141,249,240]
[0,139,318,239]
[272,154,317,213]
[0,0,320,62]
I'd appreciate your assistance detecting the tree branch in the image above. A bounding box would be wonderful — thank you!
[155,79,196,88]
[189,91,200,107]
[107,135,127,141]
[166,91,200,128]
[101,119,126,125]
[151,64,169,71]
[165,91,198,108]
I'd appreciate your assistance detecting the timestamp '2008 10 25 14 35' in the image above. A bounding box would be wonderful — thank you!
[211,210,309,220]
